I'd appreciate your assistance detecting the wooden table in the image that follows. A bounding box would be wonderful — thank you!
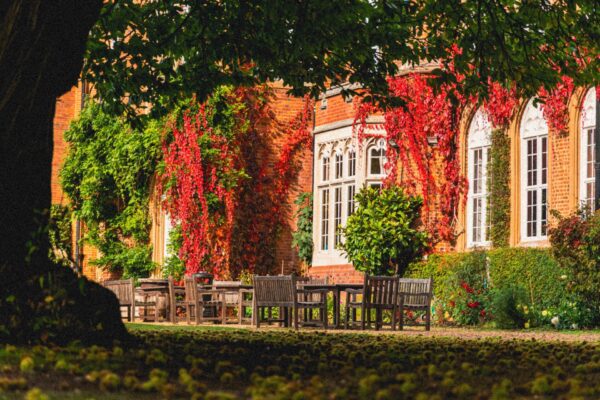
[301,283,363,329]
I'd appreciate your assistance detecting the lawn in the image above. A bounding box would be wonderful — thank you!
[3,324,600,399]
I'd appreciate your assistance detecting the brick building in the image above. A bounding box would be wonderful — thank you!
[308,77,597,283]
[51,82,313,281]
[52,76,597,283]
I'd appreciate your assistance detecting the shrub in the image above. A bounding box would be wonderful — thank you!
[549,209,600,326]
[444,251,491,325]
[489,285,528,329]
[342,186,429,276]
[163,225,185,280]
[408,247,570,328]
[48,204,73,268]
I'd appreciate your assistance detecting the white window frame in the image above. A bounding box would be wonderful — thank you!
[321,151,330,183]
[348,147,356,177]
[579,88,597,211]
[520,99,549,242]
[466,109,492,248]
[320,188,330,251]
[312,126,386,266]
[334,150,344,180]
[366,138,387,187]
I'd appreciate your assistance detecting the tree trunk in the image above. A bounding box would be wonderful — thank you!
[0,1,127,343]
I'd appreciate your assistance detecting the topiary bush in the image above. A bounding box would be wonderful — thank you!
[341,186,429,276]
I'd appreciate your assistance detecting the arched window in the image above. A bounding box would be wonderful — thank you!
[347,147,356,177]
[321,152,330,182]
[334,150,344,179]
[367,139,387,189]
[466,109,492,247]
[580,88,597,211]
[520,99,548,241]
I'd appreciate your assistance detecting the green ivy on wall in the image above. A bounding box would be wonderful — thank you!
[163,224,185,280]
[291,192,313,266]
[60,102,163,278]
[48,204,73,268]
[488,128,511,247]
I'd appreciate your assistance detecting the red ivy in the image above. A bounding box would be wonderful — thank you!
[484,81,519,128]
[355,73,467,242]
[161,87,313,278]
[538,75,575,134]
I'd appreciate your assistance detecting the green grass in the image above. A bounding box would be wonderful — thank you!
[4,328,600,399]
[125,322,242,332]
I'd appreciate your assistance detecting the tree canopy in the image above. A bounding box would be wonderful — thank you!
[85,0,599,120]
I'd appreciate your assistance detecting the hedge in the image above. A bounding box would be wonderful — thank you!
[407,247,568,327]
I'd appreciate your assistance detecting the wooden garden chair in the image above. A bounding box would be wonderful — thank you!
[345,274,398,330]
[397,277,433,331]
[298,276,329,326]
[253,275,328,329]
[167,276,186,323]
[214,280,244,324]
[103,278,160,322]
[184,277,225,324]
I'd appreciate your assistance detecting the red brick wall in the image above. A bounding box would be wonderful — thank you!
[309,264,364,284]
[269,85,314,275]
[52,85,82,205]
[315,94,356,127]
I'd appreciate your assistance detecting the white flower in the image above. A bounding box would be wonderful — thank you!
[560,275,567,280]
[551,316,560,326]
[571,323,579,330]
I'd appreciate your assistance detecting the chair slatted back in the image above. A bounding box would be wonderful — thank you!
[253,275,296,307]
[364,275,398,306]
[214,281,242,304]
[305,276,328,285]
[398,278,433,307]
[103,279,135,306]
[184,277,198,304]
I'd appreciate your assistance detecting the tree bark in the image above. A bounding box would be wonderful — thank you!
[0,1,127,343]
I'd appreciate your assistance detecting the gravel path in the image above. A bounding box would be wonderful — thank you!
[136,322,600,342]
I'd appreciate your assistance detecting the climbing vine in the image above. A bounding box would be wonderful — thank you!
[291,192,313,267]
[355,73,467,243]
[354,61,581,246]
[488,128,511,247]
[539,76,575,134]
[48,204,74,268]
[60,102,162,278]
[161,86,312,278]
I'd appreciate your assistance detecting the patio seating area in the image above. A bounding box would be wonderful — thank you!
[102,273,433,331]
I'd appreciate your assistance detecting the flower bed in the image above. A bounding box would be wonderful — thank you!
[4,327,600,399]
[406,248,591,329]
